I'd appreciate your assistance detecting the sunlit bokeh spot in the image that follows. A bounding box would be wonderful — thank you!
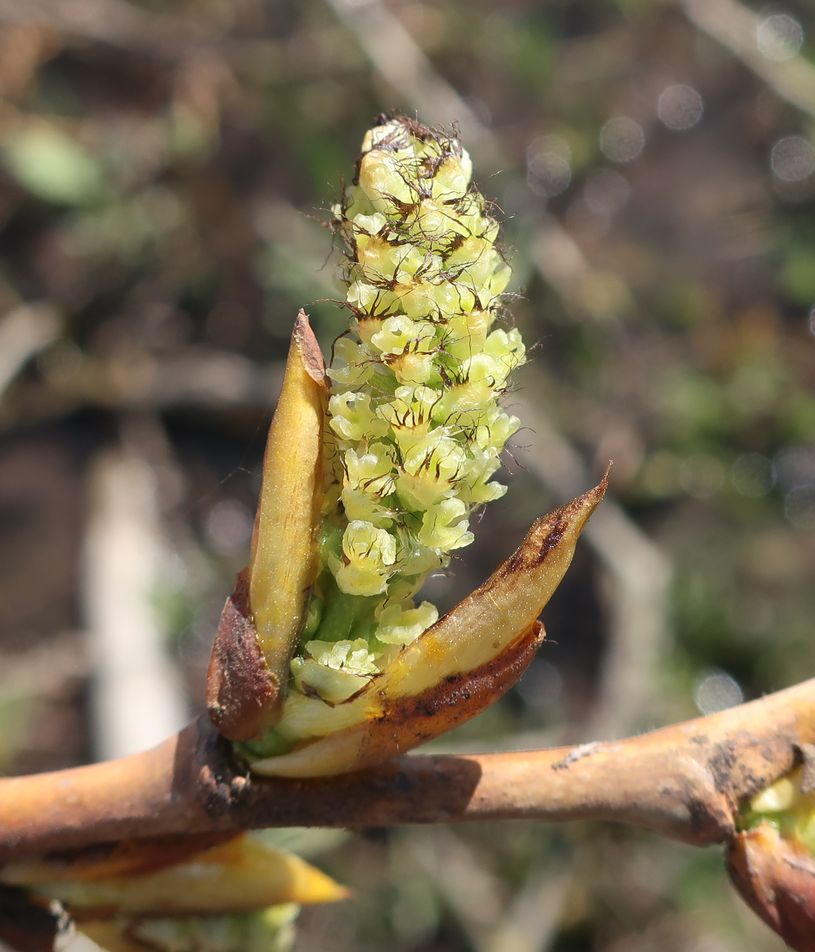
[679,453,725,499]
[599,116,645,163]
[583,168,631,216]
[640,451,682,497]
[756,12,804,62]
[770,135,815,182]
[526,134,572,198]
[785,484,815,529]
[657,83,704,131]
[206,498,254,554]
[775,446,815,492]
[731,453,775,498]
[694,669,744,715]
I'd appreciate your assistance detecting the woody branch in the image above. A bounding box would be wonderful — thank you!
[1,676,813,861]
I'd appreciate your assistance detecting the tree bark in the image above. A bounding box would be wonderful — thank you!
[1,678,814,861]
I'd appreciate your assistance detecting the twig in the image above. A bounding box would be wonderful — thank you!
[680,0,815,121]
[517,400,672,738]
[483,860,573,952]
[0,0,274,71]
[321,0,611,324]
[0,638,88,703]
[407,829,505,949]
[83,436,188,760]
[1,678,812,861]
[323,0,490,156]
[0,0,206,61]
[0,304,60,399]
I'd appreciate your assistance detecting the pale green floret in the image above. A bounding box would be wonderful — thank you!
[328,391,388,442]
[459,448,507,505]
[340,442,397,526]
[369,315,434,357]
[292,639,379,703]
[331,520,396,597]
[247,117,527,750]
[327,337,373,389]
[343,442,397,494]
[377,385,437,451]
[418,497,474,551]
[474,406,522,450]
[374,600,438,645]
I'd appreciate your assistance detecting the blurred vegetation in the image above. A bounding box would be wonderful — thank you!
[1,0,814,949]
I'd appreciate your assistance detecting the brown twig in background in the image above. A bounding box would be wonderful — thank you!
[516,399,673,740]
[1,678,813,861]
[84,432,189,761]
[0,304,60,401]
[0,0,273,69]
[322,0,621,326]
[680,0,815,121]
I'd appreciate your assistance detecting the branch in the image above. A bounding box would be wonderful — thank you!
[680,0,815,121]
[1,678,814,860]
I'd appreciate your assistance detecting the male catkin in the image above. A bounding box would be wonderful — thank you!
[288,115,526,707]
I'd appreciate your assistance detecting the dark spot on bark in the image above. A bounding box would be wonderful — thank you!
[799,744,815,794]
[394,772,414,794]
[708,741,739,793]
[197,753,235,818]
[686,791,733,840]
[230,774,250,797]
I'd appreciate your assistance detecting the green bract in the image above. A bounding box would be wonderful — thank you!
[247,116,526,745]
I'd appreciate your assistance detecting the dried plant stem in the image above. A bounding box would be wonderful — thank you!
[1,678,813,861]
[681,0,815,121]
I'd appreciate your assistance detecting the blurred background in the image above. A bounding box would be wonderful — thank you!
[1,0,814,948]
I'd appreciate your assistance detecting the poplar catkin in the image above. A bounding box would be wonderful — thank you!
[282,115,526,709]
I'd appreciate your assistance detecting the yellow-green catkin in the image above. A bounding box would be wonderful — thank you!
[742,766,815,854]
[280,115,526,710]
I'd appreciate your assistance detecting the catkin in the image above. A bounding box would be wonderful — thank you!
[280,116,526,708]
